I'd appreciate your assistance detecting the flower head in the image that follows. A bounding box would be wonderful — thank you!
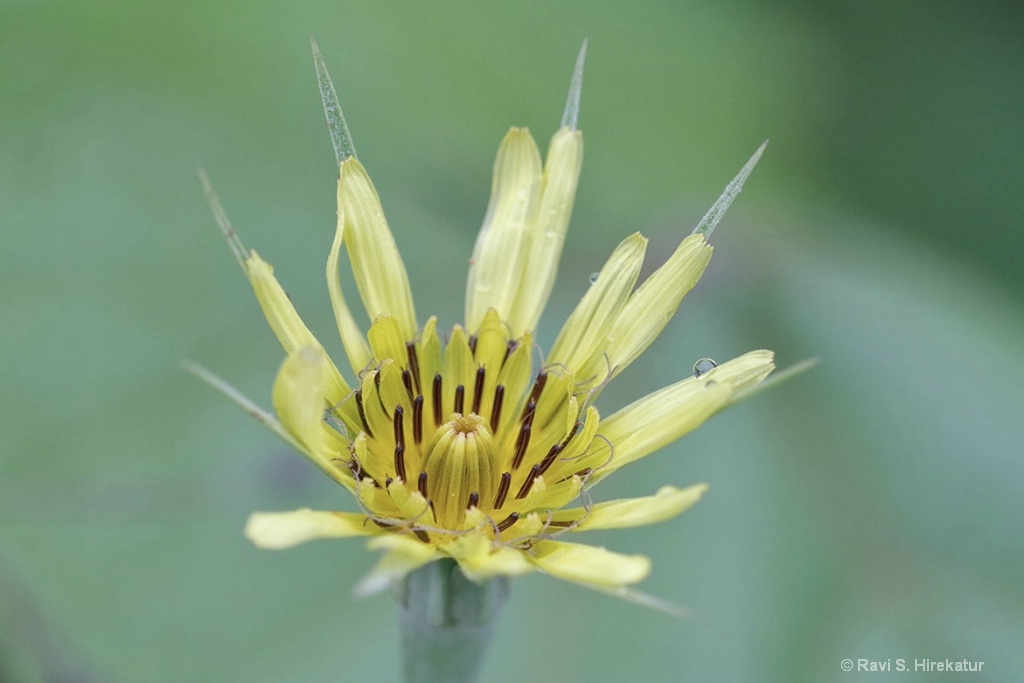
[198,41,777,606]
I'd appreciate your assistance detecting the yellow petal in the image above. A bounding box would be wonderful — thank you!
[506,127,584,333]
[551,484,707,530]
[594,350,775,477]
[443,531,534,581]
[354,535,442,597]
[245,252,353,404]
[244,508,373,549]
[367,313,408,365]
[599,233,712,377]
[548,233,647,375]
[326,198,372,375]
[338,157,417,339]
[465,128,542,332]
[271,346,353,483]
[529,540,650,588]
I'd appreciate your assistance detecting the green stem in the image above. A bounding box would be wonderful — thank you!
[395,559,509,683]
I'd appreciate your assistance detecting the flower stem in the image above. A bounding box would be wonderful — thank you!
[395,559,509,683]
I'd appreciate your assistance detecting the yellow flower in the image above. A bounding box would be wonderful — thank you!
[196,42,777,607]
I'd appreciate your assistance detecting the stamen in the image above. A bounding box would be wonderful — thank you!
[511,420,532,470]
[503,340,517,365]
[354,390,373,438]
[537,443,563,476]
[454,384,465,414]
[405,342,421,395]
[490,385,505,432]
[418,471,428,498]
[432,373,443,426]
[472,367,485,414]
[516,464,542,499]
[394,443,406,483]
[393,405,405,448]
[467,491,479,509]
[401,370,415,402]
[413,529,430,543]
[558,466,592,483]
[373,371,387,413]
[493,472,511,509]
[564,420,583,445]
[393,406,407,483]
[412,395,424,445]
[468,334,478,355]
[496,512,519,532]
[528,372,548,405]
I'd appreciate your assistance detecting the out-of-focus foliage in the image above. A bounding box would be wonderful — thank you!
[1,2,1021,681]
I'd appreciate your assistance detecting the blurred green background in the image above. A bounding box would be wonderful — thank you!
[2,1,1022,681]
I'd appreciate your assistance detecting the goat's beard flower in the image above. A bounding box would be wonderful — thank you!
[199,43,776,605]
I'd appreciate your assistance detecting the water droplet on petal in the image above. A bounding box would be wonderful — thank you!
[692,357,718,378]
[589,272,599,284]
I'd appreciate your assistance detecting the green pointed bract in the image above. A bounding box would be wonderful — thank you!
[692,140,768,237]
[560,39,587,130]
[311,36,357,165]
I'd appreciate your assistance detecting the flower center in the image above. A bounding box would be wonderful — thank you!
[421,413,496,529]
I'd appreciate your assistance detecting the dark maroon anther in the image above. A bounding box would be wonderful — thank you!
[354,390,373,438]
[432,373,443,426]
[503,340,517,365]
[413,529,430,543]
[528,372,548,405]
[405,342,421,395]
[412,395,424,445]
[385,476,394,487]
[564,420,583,445]
[468,334,478,355]
[546,520,575,528]
[472,367,486,414]
[418,471,428,498]
[516,464,542,499]
[575,467,593,478]
[496,512,519,532]
[520,398,537,425]
[493,472,511,509]
[393,405,405,448]
[401,370,415,401]
[511,421,532,470]
[466,491,479,509]
[454,384,465,415]
[490,385,505,432]
[537,443,564,476]
[394,443,407,483]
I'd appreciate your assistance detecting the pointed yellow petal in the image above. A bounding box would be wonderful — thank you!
[465,128,542,332]
[548,232,647,375]
[367,313,408,365]
[244,508,373,549]
[600,233,712,376]
[443,531,534,581]
[338,157,417,339]
[506,127,583,333]
[354,535,442,597]
[327,202,372,375]
[245,252,353,402]
[551,484,707,530]
[272,346,355,483]
[529,540,650,588]
[594,350,775,477]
